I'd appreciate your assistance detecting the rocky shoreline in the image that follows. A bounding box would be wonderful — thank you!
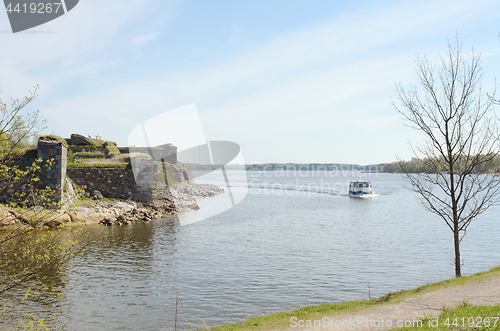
[0,183,224,227]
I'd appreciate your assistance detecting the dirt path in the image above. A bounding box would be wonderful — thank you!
[281,276,500,330]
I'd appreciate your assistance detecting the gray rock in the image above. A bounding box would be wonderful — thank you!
[112,201,135,210]
[92,190,104,200]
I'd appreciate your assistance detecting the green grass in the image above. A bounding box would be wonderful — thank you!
[68,148,74,162]
[113,153,152,163]
[38,134,68,147]
[72,158,104,163]
[86,138,105,147]
[205,267,500,331]
[105,145,120,158]
[395,302,500,330]
[74,152,105,158]
[68,145,101,150]
[67,162,130,169]
[103,140,117,147]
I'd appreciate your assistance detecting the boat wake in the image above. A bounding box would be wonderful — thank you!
[229,184,383,197]
[341,193,383,198]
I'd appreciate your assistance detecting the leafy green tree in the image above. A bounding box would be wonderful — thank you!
[0,86,45,159]
[0,88,94,329]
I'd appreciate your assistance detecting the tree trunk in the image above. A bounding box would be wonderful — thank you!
[454,228,461,277]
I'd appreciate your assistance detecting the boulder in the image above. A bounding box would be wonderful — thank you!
[85,213,103,223]
[102,216,117,225]
[91,190,104,200]
[46,213,71,227]
[0,208,16,226]
[68,212,84,223]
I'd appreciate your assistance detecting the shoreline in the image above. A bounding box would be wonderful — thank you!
[0,183,224,228]
[205,266,500,331]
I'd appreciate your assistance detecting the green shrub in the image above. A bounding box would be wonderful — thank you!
[103,141,117,147]
[90,140,103,147]
[67,148,74,162]
[105,145,120,158]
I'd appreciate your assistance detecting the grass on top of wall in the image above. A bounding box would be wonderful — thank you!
[38,135,68,147]
[68,145,102,150]
[67,162,130,169]
[74,152,105,158]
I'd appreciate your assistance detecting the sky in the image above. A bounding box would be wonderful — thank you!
[1,0,500,165]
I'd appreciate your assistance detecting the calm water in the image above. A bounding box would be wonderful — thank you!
[13,171,500,330]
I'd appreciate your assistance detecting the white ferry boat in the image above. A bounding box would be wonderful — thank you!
[348,181,372,198]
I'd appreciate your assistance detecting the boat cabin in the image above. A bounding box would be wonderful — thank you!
[348,181,372,196]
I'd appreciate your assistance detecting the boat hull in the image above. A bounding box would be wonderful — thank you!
[348,193,372,198]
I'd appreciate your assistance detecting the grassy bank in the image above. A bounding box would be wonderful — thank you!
[396,301,500,330]
[205,266,500,331]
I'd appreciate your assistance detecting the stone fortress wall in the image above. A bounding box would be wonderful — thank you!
[119,144,177,164]
[37,141,68,202]
[66,165,153,203]
[8,135,179,205]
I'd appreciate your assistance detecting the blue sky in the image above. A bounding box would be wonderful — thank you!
[1,0,499,164]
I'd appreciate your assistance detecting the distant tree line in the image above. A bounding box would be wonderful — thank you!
[186,159,500,174]
[184,162,385,172]
[245,163,384,172]
[380,154,500,174]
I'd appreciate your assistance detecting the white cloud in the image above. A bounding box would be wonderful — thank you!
[0,0,174,95]
[1,0,499,164]
[131,31,159,48]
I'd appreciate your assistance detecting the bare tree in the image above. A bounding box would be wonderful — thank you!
[393,37,500,277]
